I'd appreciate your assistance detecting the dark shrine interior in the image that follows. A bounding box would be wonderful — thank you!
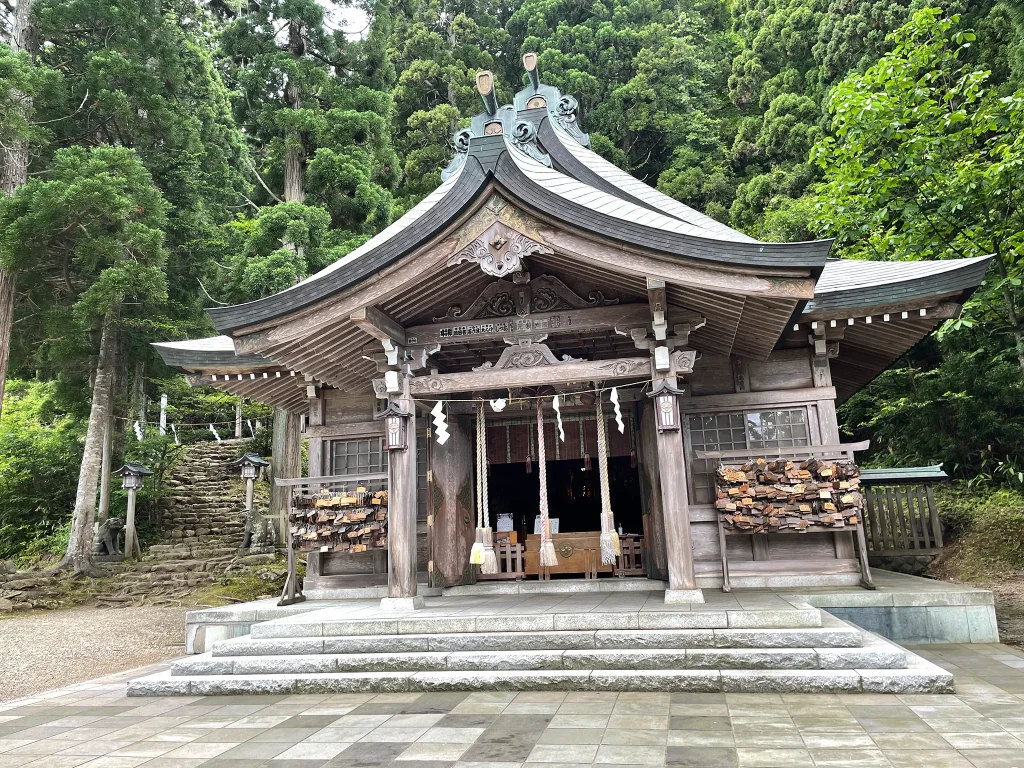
[488,457,644,540]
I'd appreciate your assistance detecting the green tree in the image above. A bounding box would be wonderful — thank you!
[811,8,1024,371]
[0,145,169,573]
[389,0,507,205]
[507,0,735,187]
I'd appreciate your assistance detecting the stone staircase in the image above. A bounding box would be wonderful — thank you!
[129,598,954,694]
[99,439,275,602]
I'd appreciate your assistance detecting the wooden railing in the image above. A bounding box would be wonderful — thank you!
[861,483,943,555]
[614,535,645,577]
[477,543,527,580]
[476,537,647,581]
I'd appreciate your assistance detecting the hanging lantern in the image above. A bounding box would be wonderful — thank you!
[655,392,680,431]
[375,401,410,450]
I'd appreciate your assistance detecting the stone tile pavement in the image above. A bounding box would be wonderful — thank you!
[2,643,1023,768]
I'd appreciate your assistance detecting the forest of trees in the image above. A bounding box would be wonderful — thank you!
[0,0,1023,562]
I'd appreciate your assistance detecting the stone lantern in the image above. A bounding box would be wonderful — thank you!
[229,453,270,550]
[112,463,153,561]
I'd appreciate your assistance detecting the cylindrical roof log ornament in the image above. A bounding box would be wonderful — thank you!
[477,70,498,116]
[523,52,540,91]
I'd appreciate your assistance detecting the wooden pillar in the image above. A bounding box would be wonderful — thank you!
[270,409,301,548]
[652,389,702,601]
[385,374,421,607]
[430,414,475,586]
[809,332,855,560]
[637,400,667,579]
[307,389,324,477]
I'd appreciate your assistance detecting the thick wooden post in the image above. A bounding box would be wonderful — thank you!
[307,389,324,477]
[652,392,703,602]
[637,400,668,580]
[430,415,475,586]
[384,373,422,608]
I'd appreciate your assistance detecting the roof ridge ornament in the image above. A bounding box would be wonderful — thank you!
[555,94,590,148]
[511,119,551,167]
[441,128,472,181]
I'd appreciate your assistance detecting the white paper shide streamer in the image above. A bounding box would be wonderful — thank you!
[431,401,450,445]
[489,398,507,412]
[552,395,565,442]
[610,387,625,434]
[209,424,222,443]
[133,420,144,441]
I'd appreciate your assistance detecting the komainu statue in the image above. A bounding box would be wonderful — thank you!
[93,518,124,556]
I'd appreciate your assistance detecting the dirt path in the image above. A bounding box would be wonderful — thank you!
[0,604,187,702]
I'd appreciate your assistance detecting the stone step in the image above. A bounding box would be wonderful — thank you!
[177,636,904,676]
[131,651,954,696]
[215,625,863,657]
[250,607,824,640]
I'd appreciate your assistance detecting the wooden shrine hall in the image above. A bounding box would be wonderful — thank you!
[155,57,990,607]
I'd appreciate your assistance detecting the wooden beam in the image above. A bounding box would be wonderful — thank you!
[350,306,407,346]
[694,441,869,459]
[405,303,664,347]
[402,356,654,396]
[539,225,816,299]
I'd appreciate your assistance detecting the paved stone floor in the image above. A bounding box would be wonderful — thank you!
[2,644,1023,768]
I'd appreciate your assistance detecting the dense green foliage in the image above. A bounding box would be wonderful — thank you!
[934,486,1024,577]
[1,0,1024,557]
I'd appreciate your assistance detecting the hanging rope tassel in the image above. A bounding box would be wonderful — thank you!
[596,395,620,565]
[480,402,498,574]
[537,397,558,567]
[470,402,486,567]
[474,402,499,574]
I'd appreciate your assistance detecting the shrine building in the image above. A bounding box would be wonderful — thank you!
[155,58,990,607]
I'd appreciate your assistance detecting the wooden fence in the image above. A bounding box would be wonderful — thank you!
[860,483,943,556]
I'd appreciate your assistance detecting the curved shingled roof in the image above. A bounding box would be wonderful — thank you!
[207,133,833,334]
[804,255,992,316]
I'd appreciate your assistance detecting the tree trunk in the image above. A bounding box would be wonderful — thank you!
[262,18,306,548]
[0,272,14,422]
[283,19,305,204]
[57,312,118,575]
[268,408,301,547]
[0,0,37,424]
[130,360,146,428]
[97,411,114,523]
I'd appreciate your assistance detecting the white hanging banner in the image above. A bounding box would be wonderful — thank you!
[552,395,565,442]
[431,401,450,445]
[489,398,507,412]
[209,424,222,443]
[610,387,625,434]
[133,420,144,442]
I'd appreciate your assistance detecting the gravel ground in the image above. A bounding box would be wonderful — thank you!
[0,605,187,702]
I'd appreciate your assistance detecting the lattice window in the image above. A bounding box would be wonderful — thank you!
[329,438,386,492]
[686,408,809,503]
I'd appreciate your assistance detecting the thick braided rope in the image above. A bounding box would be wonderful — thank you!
[476,401,485,528]
[596,397,612,517]
[537,398,550,537]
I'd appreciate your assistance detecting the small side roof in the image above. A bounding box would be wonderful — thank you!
[804,255,992,316]
[153,335,271,371]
